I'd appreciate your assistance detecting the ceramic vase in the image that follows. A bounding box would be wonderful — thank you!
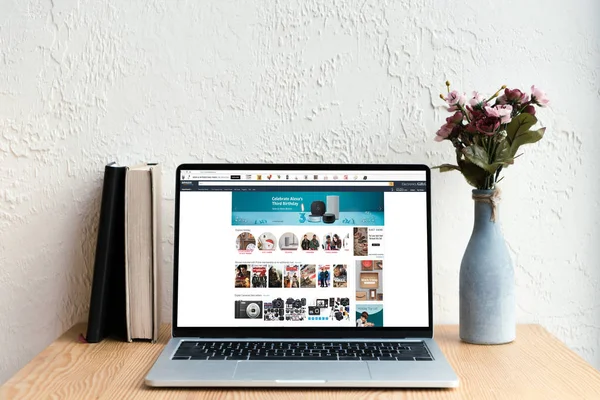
[459,189,515,344]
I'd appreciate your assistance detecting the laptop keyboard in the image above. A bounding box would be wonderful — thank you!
[172,341,433,361]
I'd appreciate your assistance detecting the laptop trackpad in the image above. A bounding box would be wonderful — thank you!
[234,361,370,381]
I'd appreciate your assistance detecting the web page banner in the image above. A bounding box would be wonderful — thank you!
[231,191,384,226]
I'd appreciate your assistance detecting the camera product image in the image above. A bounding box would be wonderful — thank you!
[307,298,331,320]
[264,298,285,321]
[322,213,336,224]
[329,297,350,322]
[234,300,263,319]
[316,298,328,308]
[332,297,350,308]
[286,297,303,308]
[272,297,285,309]
[285,297,307,321]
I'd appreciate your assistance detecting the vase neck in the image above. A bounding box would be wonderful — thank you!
[472,190,500,229]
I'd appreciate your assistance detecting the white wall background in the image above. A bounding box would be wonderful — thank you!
[0,0,599,384]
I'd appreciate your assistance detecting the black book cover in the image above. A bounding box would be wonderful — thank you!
[85,163,128,343]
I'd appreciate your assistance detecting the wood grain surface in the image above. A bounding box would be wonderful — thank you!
[1,324,600,399]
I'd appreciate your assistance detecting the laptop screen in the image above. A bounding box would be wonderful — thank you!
[176,168,429,330]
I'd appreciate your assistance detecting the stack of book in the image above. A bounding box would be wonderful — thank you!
[85,162,161,343]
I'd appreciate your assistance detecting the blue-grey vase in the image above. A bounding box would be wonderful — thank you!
[459,189,515,344]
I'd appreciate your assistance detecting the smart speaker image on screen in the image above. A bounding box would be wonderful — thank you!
[176,169,430,328]
[279,233,299,251]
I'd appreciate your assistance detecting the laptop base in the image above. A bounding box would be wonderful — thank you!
[145,337,458,388]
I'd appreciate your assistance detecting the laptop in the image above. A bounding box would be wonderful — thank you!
[145,164,459,388]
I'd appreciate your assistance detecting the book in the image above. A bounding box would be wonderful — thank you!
[86,163,128,343]
[125,163,160,341]
[85,162,160,343]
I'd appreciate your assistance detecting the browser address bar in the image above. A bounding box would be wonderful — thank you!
[195,181,393,186]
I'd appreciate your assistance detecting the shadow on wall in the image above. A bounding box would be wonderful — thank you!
[70,182,105,325]
[0,178,103,385]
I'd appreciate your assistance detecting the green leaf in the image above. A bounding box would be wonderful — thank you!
[510,127,545,156]
[432,164,460,172]
[463,144,488,169]
[495,139,514,165]
[463,145,501,174]
[458,159,487,188]
[506,113,537,144]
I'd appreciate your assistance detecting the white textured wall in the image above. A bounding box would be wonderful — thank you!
[1,0,599,384]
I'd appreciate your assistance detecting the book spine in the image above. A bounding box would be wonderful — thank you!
[151,165,161,342]
[124,167,132,342]
[85,165,127,343]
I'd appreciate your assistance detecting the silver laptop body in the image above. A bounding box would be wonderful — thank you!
[145,164,459,388]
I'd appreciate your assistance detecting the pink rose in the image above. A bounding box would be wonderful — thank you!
[445,90,466,110]
[485,105,512,124]
[446,111,464,125]
[498,88,529,105]
[496,104,513,124]
[531,85,550,107]
[434,123,454,141]
[466,105,484,121]
[475,116,500,136]
[523,105,536,115]
[484,105,499,118]
[465,122,478,134]
[468,91,484,107]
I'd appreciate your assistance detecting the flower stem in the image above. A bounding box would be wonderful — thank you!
[458,104,471,123]
[483,85,507,104]
[483,136,498,190]
[495,166,503,183]
[517,101,531,114]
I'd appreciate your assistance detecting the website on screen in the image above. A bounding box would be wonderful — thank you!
[176,170,429,329]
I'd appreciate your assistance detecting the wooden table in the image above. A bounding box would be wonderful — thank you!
[2,324,600,399]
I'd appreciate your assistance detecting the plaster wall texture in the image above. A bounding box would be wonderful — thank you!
[1,0,599,384]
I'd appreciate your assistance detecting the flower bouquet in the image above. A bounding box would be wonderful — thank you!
[434,82,549,190]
